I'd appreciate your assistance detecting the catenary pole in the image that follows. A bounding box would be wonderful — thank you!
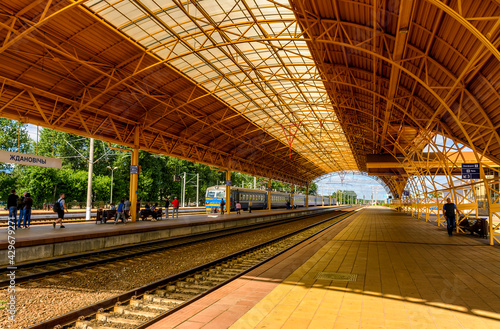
[196,173,199,206]
[182,172,186,207]
[86,138,94,221]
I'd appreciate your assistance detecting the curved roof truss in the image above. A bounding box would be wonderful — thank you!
[0,0,499,195]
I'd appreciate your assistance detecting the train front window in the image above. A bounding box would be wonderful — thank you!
[206,191,216,198]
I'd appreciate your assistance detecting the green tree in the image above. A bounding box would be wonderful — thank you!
[0,119,31,171]
[0,172,16,201]
[0,119,31,153]
[309,182,318,195]
[37,129,89,169]
[15,166,59,205]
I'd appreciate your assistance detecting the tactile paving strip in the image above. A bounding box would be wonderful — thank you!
[315,272,357,281]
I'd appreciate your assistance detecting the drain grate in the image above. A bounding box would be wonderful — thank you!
[315,272,357,281]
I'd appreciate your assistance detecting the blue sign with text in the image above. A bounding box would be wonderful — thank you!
[462,163,480,179]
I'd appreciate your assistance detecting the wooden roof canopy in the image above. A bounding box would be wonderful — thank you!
[0,0,499,193]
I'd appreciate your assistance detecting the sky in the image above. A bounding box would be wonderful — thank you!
[315,172,389,201]
[26,123,39,141]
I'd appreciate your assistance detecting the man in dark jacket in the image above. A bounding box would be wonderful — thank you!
[7,189,18,230]
[17,192,26,229]
[23,193,33,229]
[443,198,460,236]
[220,198,226,215]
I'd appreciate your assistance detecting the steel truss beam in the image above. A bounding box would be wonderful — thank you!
[0,77,311,185]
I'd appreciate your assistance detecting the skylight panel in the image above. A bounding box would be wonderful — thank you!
[84,0,357,172]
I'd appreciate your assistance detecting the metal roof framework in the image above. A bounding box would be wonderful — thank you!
[292,0,500,195]
[0,0,499,194]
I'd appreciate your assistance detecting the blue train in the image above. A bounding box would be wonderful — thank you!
[205,185,337,212]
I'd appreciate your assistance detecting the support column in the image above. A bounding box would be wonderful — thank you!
[130,127,140,222]
[305,182,309,208]
[226,169,231,215]
[267,179,271,211]
[107,142,133,219]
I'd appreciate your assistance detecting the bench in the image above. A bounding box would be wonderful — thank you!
[96,209,117,224]
[140,208,163,221]
[459,217,488,238]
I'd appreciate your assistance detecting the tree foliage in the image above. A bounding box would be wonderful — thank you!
[0,119,31,171]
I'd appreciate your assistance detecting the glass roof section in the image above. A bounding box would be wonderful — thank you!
[84,0,358,172]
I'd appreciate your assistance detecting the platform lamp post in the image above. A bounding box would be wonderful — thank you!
[107,166,118,204]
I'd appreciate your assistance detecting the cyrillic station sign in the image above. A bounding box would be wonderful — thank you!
[0,150,62,169]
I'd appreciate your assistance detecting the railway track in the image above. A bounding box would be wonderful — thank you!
[26,210,355,329]
[0,208,349,287]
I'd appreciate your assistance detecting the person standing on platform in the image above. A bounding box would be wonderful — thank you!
[164,197,170,219]
[7,190,18,230]
[123,197,131,220]
[220,198,226,214]
[235,201,241,215]
[115,198,126,224]
[23,193,33,229]
[443,197,460,236]
[171,197,179,219]
[53,193,67,228]
[17,192,26,229]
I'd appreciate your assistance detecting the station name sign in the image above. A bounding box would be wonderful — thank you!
[461,163,480,179]
[0,150,62,169]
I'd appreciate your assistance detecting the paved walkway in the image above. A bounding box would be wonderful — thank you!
[148,207,500,329]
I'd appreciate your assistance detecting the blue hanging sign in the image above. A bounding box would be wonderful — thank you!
[462,163,480,179]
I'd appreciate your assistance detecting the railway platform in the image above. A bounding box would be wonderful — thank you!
[148,207,500,329]
[0,206,341,266]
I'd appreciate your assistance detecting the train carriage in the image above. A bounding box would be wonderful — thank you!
[205,186,336,213]
[293,194,306,207]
